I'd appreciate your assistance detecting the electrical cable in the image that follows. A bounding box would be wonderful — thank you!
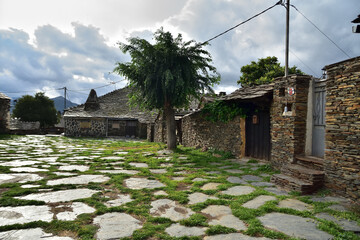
[289,49,319,78]
[289,4,351,58]
[202,0,283,44]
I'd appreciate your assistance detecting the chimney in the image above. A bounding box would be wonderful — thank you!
[84,89,100,111]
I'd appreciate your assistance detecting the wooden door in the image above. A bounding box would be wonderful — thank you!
[245,110,271,160]
[312,80,326,158]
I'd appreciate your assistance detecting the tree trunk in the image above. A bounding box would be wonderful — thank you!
[164,103,177,150]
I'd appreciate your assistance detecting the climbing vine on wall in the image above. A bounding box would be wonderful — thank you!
[202,100,247,123]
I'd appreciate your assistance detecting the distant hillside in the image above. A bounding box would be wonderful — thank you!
[10,96,78,113]
[51,96,78,112]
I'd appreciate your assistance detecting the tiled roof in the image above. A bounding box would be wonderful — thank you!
[0,92,11,100]
[64,87,157,123]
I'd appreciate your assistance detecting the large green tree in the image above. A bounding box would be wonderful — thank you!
[13,92,58,127]
[237,56,303,86]
[114,28,220,150]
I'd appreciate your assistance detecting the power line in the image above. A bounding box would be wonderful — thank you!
[289,49,319,77]
[289,4,351,58]
[203,0,283,44]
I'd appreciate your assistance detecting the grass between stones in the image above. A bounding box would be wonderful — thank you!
[0,135,359,240]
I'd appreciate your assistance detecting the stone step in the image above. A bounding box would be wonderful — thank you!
[281,164,324,184]
[295,156,324,171]
[270,174,320,194]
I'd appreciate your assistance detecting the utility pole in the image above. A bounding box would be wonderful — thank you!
[285,0,290,77]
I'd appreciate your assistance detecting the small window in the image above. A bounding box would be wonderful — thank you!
[112,123,120,129]
[279,87,285,97]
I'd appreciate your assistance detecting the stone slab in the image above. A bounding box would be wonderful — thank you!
[242,195,277,209]
[0,173,43,184]
[154,190,168,196]
[98,169,139,175]
[150,199,194,221]
[47,174,110,185]
[316,213,360,232]
[224,169,244,174]
[56,202,95,221]
[10,167,48,172]
[221,186,255,196]
[201,205,232,218]
[124,177,165,189]
[201,183,221,190]
[93,212,142,240]
[192,177,207,182]
[188,192,218,205]
[16,188,99,203]
[208,214,247,231]
[204,233,271,240]
[129,162,149,168]
[227,176,246,184]
[58,165,89,172]
[278,199,313,211]
[241,175,263,182]
[149,169,167,174]
[105,194,133,207]
[264,187,289,196]
[0,160,41,167]
[258,212,333,240]
[0,205,52,226]
[0,228,74,240]
[165,223,206,237]
[100,156,125,160]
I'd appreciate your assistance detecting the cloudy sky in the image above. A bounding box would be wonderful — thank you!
[0,0,359,104]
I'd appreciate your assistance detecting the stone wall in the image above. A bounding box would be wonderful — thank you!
[65,117,106,137]
[181,111,242,156]
[323,56,360,201]
[10,119,40,130]
[0,98,10,133]
[270,75,311,169]
[154,114,166,143]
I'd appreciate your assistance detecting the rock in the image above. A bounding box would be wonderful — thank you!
[150,199,194,221]
[47,174,110,185]
[16,188,99,203]
[10,167,48,172]
[105,194,133,207]
[0,205,52,226]
[227,176,246,184]
[124,177,165,189]
[0,228,74,240]
[58,165,89,172]
[208,214,247,231]
[0,160,40,167]
[0,173,43,184]
[129,162,149,168]
[154,190,168,196]
[165,223,206,237]
[221,186,255,196]
[224,169,244,174]
[315,212,360,233]
[258,212,333,240]
[201,183,221,190]
[264,187,289,196]
[56,202,95,221]
[188,192,218,205]
[242,195,277,209]
[99,169,139,175]
[278,199,313,211]
[204,233,271,240]
[149,169,167,174]
[93,213,142,240]
[201,205,232,218]
[241,175,262,182]
[192,177,207,182]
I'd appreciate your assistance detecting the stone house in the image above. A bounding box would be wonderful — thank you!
[64,87,156,138]
[161,56,359,201]
[0,92,11,133]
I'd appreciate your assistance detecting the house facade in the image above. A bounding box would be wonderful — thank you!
[0,92,11,133]
[64,87,156,138]
[153,56,359,201]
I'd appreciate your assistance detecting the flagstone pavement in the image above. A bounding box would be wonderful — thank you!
[0,135,358,240]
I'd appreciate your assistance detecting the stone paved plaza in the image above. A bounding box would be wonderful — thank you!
[0,135,359,239]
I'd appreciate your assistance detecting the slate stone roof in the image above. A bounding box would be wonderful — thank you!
[64,87,157,123]
[219,83,274,102]
[0,92,11,100]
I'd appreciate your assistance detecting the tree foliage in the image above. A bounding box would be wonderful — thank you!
[237,56,303,86]
[202,100,247,123]
[13,92,58,127]
[114,28,220,149]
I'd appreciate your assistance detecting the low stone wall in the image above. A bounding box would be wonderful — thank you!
[324,57,360,201]
[65,117,106,137]
[270,75,310,169]
[181,111,242,156]
[10,118,40,130]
